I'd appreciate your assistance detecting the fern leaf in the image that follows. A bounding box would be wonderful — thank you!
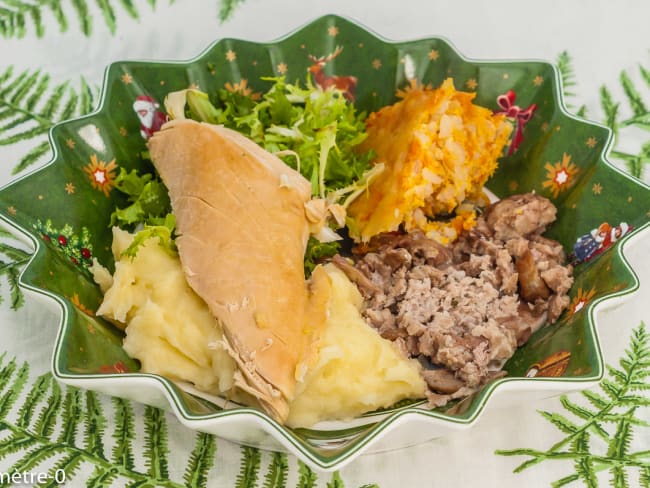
[11,140,50,174]
[95,0,117,34]
[0,431,39,462]
[326,471,345,488]
[600,85,619,134]
[297,460,318,488]
[84,390,107,459]
[182,432,216,488]
[235,446,261,488]
[574,455,598,488]
[620,70,647,117]
[7,444,60,480]
[143,405,169,480]
[119,0,139,18]
[34,377,62,438]
[560,396,598,421]
[86,465,120,487]
[641,464,650,488]
[71,0,92,36]
[610,465,629,488]
[0,67,98,173]
[57,388,82,445]
[608,365,629,385]
[582,389,610,410]
[41,452,84,488]
[0,360,29,417]
[218,0,247,22]
[46,0,68,32]
[16,372,51,428]
[539,410,579,435]
[111,396,135,470]
[262,452,288,488]
[551,473,581,487]
[0,356,17,396]
[7,265,24,309]
[601,378,623,400]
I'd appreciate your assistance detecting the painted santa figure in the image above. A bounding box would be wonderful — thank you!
[133,95,167,139]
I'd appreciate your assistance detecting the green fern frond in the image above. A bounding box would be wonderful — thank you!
[42,452,84,488]
[620,70,647,118]
[143,405,170,480]
[34,377,62,438]
[7,444,58,479]
[0,66,98,174]
[601,378,623,400]
[327,471,345,488]
[183,432,216,488]
[582,389,610,410]
[112,397,135,470]
[262,452,288,488]
[600,85,620,135]
[574,455,598,488]
[0,360,28,418]
[641,464,650,488]
[0,431,39,462]
[84,390,107,459]
[86,464,120,487]
[551,473,581,487]
[539,410,579,435]
[0,355,17,395]
[16,372,51,428]
[235,445,261,488]
[297,460,318,488]
[606,415,634,469]
[58,388,83,445]
[610,465,629,488]
[219,0,247,22]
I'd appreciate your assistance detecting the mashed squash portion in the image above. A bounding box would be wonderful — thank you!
[347,78,512,244]
[286,264,426,428]
[95,228,237,395]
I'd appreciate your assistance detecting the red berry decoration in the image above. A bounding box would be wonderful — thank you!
[58,235,68,246]
[81,248,91,259]
[70,256,78,265]
[42,234,50,242]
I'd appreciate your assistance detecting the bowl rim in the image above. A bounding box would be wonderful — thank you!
[1,13,649,472]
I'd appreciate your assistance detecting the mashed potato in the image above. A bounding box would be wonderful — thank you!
[94,227,237,395]
[286,264,426,428]
[94,230,426,426]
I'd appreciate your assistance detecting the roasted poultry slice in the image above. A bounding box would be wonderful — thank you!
[148,119,328,422]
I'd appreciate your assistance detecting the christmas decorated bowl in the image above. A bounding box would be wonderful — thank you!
[0,14,649,472]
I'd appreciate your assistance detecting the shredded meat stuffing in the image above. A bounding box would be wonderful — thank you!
[335,193,574,408]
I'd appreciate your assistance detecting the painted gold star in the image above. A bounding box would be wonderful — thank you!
[38,195,43,200]
[503,73,509,80]
[300,44,305,49]
[646,209,650,218]
[533,75,543,86]
[628,196,633,203]
[7,206,16,216]
[121,73,133,84]
[465,78,478,90]
[160,80,166,86]
[592,182,602,195]
[276,62,288,75]
[65,182,75,194]
[225,49,236,62]
[328,26,339,37]
[66,138,75,149]
[428,49,439,61]
[252,60,258,66]
[358,42,364,48]
[119,127,127,136]
[541,122,549,132]
[586,136,597,148]
[555,125,561,132]
[372,59,382,70]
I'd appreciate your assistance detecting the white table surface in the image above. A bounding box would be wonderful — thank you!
[1,1,648,486]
